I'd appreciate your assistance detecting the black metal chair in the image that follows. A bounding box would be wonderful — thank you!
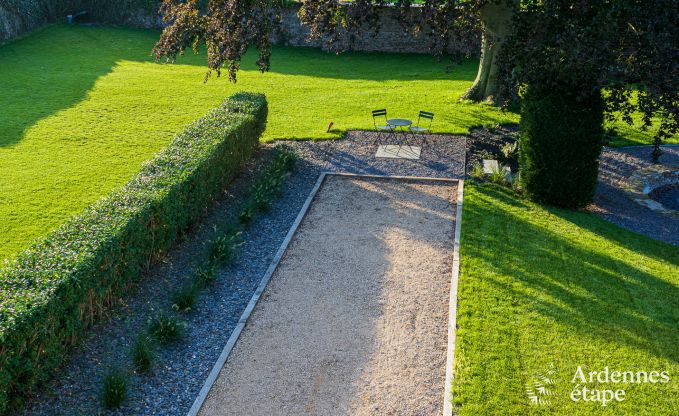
[409,110,434,146]
[372,109,394,145]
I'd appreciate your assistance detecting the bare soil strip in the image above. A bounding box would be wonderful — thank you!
[199,175,457,416]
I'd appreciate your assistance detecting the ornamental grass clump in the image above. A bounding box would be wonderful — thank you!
[172,284,199,313]
[132,336,155,374]
[208,232,242,266]
[102,368,127,409]
[195,263,218,287]
[148,313,185,345]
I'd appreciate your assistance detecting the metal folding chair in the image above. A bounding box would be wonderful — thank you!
[410,111,434,133]
[372,109,394,145]
[409,111,434,147]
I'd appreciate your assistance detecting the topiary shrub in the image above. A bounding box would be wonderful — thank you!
[519,84,604,208]
[0,93,266,413]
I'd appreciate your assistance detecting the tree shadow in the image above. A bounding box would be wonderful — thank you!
[0,24,153,148]
[462,185,679,364]
[237,44,480,82]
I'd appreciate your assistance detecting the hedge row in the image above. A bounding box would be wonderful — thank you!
[0,93,267,413]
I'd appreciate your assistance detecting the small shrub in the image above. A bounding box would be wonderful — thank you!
[102,369,127,409]
[195,263,218,287]
[277,148,297,171]
[172,284,199,313]
[239,207,254,225]
[132,336,155,373]
[252,183,274,212]
[470,162,487,181]
[488,163,511,186]
[208,232,242,265]
[148,313,185,345]
[500,141,518,161]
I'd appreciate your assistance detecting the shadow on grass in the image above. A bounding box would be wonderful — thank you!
[462,184,679,363]
[0,24,155,148]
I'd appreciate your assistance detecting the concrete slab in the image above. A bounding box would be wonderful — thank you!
[375,145,421,160]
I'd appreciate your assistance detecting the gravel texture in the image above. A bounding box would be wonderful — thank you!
[279,130,466,179]
[464,125,519,175]
[20,131,464,415]
[20,145,326,416]
[199,176,456,416]
[591,145,679,246]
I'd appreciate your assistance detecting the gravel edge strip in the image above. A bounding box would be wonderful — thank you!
[187,172,327,416]
[19,146,326,416]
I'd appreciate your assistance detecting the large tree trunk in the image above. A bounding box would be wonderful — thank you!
[462,1,516,102]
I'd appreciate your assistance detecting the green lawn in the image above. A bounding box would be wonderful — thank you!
[0,23,673,263]
[0,24,516,263]
[454,183,679,415]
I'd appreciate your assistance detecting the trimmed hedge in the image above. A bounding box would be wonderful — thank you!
[519,84,604,208]
[0,93,266,413]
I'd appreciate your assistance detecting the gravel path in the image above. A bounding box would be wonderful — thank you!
[20,132,465,415]
[592,145,679,246]
[199,176,456,416]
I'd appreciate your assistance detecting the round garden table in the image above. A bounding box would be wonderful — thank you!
[387,118,412,145]
[387,118,412,130]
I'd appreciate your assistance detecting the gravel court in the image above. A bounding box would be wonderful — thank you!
[198,175,457,416]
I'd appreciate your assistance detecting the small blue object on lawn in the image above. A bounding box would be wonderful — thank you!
[67,11,87,25]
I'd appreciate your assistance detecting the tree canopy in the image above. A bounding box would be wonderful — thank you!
[153,0,678,157]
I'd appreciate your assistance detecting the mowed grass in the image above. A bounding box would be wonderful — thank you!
[454,183,679,415]
[0,24,515,262]
[0,24,672,262]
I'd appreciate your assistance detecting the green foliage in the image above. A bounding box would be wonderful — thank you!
[194,263,218,287]
[101,369,127,409]
[208,232,242,266]
[499,141,518,162]
[0,93,266,413]
[172,284,199,313]
[132,336,155,373]
[469,162,486,182]
[239,208,254,225]
[488,164,511,187]
[519,84,604,208]
[244,147,297,215]
[147,313,185,345]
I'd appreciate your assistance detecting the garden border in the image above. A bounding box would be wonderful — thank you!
[187,172,465,416]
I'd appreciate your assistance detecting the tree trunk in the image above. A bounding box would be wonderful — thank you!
[462,1,516,102]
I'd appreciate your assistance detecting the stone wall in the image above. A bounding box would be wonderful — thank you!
[274,5,446,54]
[0,1,79,44]
[1,2,475,56]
